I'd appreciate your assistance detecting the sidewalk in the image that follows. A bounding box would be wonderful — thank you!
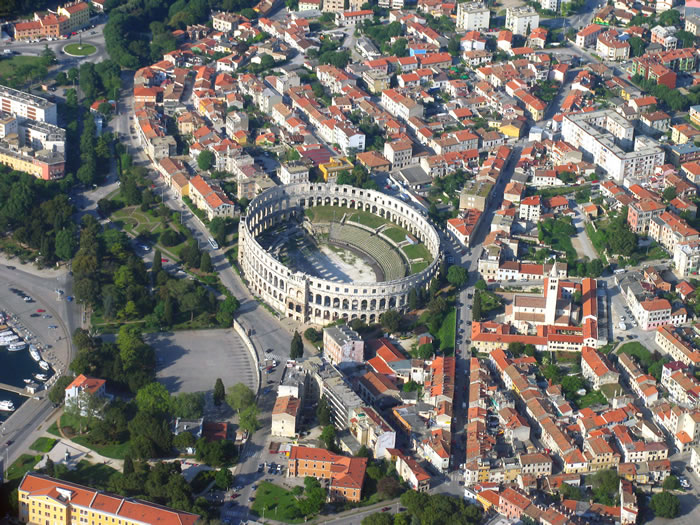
[0,253,67,279]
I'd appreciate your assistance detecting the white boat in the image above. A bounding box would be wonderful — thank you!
[0,401,15,412]
[39,360,50,371]
[0,335,19,344]
[23,378,32,384]
[0,330,13,337]
[29,346,40,361]
[8,342,26,352]
[33,374,47,382]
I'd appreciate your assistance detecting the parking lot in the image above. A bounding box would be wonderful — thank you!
[147,329,257,394]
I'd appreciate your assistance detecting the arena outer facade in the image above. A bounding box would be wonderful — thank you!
[238,183,442,325]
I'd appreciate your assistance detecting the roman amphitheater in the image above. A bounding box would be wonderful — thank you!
[238,183,442,325]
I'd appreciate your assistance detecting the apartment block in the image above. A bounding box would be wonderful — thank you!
[0,85,57,125]
[279,161,310,185]
[505,6,539,36]
[456,2,490,31]
[323,325,365,366]
[562,110,664,183]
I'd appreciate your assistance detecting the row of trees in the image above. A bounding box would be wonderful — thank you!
[362,491,482,525]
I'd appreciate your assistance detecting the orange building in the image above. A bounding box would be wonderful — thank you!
[288,446,367,502]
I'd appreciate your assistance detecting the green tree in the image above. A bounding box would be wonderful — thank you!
[290,330,304,359]
[214,378,225,406]
[49,375,75,404]
[136,383,172,417]
[123,454,134,475]
[508,342,524,357]
[380,310,402,333]
[239,405,259,434]
[197,151,214,171]
[650,491,680,518]
[659,8,680,26]
[447,35,460,57]
[200,251,212,273]
[362,513,393,525]
[226,383,255,412]
[475,279,487,291]
[173,431,195,450]
[628,36,646,57]
[663,475,681,490]
[662,186,677,202]
[55,228,78,261]
[472,290,482,321]
[377,476,402,498]
[152,248,162,276]
[447,265,469,288]
[44,457,55,477]
[215,468,234,490]
[408,288,419,310]
[317,396,332,426]
[417,343,433,359]
[170,392,205,419]
[321,424,336,450]
[304,327,322,343]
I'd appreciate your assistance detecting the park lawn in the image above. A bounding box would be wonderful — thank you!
[47,421,61,437]
[402,243,431,262]
[480,291,503,313]
[617,342,653,368]
[251,482,304,524]
[0,55,45,84]
[63,43,97,56]
[30,437,57,453]
[585,222,607,256]
[7,454,41,481]
[70,436,130,460]
[536,186,575,199]
[382,227,409,244]
[437,309,456,352]
[59,461,118,491]
[577,390,607,409]
[60,414,130,459]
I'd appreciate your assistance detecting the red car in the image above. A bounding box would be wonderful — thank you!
[36,309,45,313]
[161,258,168,263]
[382,507,391,512]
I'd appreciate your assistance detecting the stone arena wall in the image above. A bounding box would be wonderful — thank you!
[238,183,441,325]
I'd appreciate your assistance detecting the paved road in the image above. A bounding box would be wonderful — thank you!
[6,16,108,64]
[0,264,79,475]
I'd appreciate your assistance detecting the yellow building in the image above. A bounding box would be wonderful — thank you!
[19,473,200,525]
[319,156,354,182]
[500,121,524,139]
[57,1,90,31]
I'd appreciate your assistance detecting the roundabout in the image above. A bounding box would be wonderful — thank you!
[62,43,97,57]
[238,183,442,325]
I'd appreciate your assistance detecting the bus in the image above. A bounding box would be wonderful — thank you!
[208,237,219,250]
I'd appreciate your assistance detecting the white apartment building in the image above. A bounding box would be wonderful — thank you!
[279,161,310,185]
[456,2,491,31]
[384,140,413,170]
[540,0,571,12]
[0,85,57,124]
[378,0,404,8]
[561,110,665,182]
[505,6,539,36]
[674,241,700,278]
[0,113,65,153]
